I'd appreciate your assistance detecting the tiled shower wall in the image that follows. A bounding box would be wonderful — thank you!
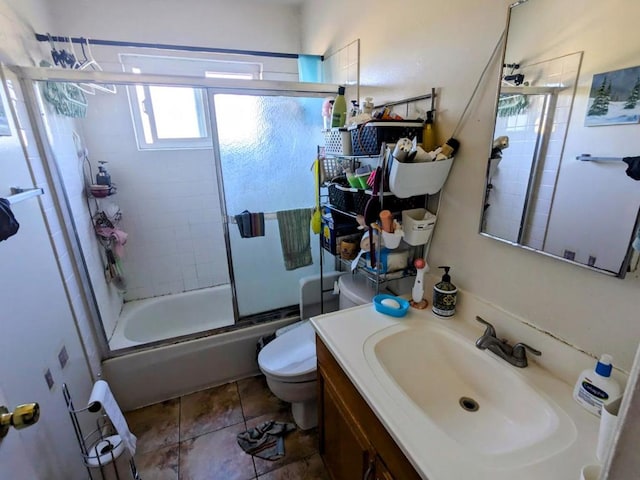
[486,53,581,247]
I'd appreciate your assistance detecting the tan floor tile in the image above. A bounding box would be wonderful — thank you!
[125,398,180,454]
[180,422,256,480]
[134,443,179,480]
[238,375,288,420]
[180,382,244,440]
[257,453,329,480]
[246,412,319,476]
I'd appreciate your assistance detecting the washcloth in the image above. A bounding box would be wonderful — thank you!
[0,198,20,241]
[237,421,296,461]
[276,208,314,270]
[95,227,128,258]
[235,210,265,238]
[622,156,640,181]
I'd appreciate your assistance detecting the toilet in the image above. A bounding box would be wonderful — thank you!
[257,273,377,429]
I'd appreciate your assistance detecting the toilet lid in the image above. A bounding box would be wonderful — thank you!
[258,321,316,379]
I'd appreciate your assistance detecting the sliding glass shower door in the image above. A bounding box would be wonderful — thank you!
[212,94,325,319]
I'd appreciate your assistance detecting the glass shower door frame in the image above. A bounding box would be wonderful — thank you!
[14,65,338,358]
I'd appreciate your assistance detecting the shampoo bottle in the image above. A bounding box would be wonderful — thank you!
[331,86,347,128]
[432,266,457,317]
[573,354,622,416]
[422,110,438,152]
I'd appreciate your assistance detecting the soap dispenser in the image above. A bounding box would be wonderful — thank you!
[432,266,457,317]
[96,161,111,187]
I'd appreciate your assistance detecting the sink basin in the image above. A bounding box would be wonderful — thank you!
[363,321,574,459]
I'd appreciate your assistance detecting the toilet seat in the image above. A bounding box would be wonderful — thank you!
[258,322,316,383]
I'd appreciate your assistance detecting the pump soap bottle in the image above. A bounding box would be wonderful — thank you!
[96,161,111,186]
[573,354,622,416]
[432,266,457,317]
[331,86,347,128]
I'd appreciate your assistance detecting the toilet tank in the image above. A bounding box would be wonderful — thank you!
[299,271,345,320]
[338,274,377,309]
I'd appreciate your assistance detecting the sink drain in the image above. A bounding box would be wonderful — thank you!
[459,396,479,412]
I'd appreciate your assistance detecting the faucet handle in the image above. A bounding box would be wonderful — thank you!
[512,343,541,367]
[475,316,496,338]
[513,343,541,357]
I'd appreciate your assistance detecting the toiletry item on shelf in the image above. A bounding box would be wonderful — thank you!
[435,138,460,161]
[362,97,374,115]
[410,258,429,309]
[422,110,438,152]
[321,98,333,130]
[572,354,622,416]
[432,266,457,317]
[379,210,393,233]
[96,161,111,186]
[331,86,347,128]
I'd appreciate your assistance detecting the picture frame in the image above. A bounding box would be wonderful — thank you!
[585,65,640,126]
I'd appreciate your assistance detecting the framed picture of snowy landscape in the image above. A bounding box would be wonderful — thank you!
[585,65,640,126]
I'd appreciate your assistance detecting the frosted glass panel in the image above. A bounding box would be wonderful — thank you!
[214,94,325,317]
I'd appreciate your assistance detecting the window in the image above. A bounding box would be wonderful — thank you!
[121,54,262,150]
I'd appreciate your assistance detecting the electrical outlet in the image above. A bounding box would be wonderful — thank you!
[588,255,597,267]
[44,369,54,390]
[58,345,69,369]
[563,249,576,261]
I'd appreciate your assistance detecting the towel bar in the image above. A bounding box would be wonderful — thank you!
[6,187,44,205]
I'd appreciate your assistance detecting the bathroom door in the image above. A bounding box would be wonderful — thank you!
[210,93,326,318]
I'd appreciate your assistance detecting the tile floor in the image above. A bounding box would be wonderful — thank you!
[124,375,329,480]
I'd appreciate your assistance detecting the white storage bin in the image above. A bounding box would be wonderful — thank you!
[324,128,352,155]
[402,208,436,246]
[389,157,454,198]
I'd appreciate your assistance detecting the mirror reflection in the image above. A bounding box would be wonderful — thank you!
[480,0,640,277]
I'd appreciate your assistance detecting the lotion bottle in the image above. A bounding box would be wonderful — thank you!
[573,354,622,416]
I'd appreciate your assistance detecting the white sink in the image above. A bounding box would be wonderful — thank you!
[363,320,577,464]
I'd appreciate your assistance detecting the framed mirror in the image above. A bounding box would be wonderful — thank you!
[480,0,640,278]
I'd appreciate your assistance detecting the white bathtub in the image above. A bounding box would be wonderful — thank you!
[102,274,343,410]
[109,285,234,350]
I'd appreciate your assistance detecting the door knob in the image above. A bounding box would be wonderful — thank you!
[0,403,40,439]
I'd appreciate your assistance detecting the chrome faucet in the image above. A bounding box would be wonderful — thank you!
[475,316,541,368]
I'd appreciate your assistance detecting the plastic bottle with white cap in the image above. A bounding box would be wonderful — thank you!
[572,354,622,416]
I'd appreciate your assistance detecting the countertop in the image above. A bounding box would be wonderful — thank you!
[310,293,605,480]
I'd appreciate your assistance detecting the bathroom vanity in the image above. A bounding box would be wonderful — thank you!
[311,286,613,480]
[317,336,420,479]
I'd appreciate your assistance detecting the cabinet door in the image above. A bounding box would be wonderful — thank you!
[319,368,374,480]
[374,455,395,480]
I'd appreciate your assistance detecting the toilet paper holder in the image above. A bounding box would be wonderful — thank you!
[62,383,141,480]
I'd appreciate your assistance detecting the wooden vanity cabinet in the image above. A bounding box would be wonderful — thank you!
[317,336,421,480]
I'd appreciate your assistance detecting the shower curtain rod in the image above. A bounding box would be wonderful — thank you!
[34,33,314,60]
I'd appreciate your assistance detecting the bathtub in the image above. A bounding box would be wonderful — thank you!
[109,285,235,350]
[102,273,343,411]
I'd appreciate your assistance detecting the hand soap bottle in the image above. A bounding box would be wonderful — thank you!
[331,86,347,128]
[573,354,622,416]
[96,161,111,186]
[432,266,457,317]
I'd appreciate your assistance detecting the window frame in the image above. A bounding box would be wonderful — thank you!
[121,54,262,151]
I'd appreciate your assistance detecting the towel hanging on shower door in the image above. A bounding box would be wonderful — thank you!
[276,208,314,270]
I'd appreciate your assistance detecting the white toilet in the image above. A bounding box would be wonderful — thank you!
[257,273,377,429]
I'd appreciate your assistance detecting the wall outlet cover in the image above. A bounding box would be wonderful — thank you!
[58,345,69,369]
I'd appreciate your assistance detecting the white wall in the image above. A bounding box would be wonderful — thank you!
[302,0,640,372]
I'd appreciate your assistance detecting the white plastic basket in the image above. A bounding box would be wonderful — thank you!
[389,157,454,198]
[402,208,436,246]
[324,128,352,155]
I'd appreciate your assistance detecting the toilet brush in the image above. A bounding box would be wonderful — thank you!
[410,258,430,309]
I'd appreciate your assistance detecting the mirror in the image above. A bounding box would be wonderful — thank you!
[480,0,640,277]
